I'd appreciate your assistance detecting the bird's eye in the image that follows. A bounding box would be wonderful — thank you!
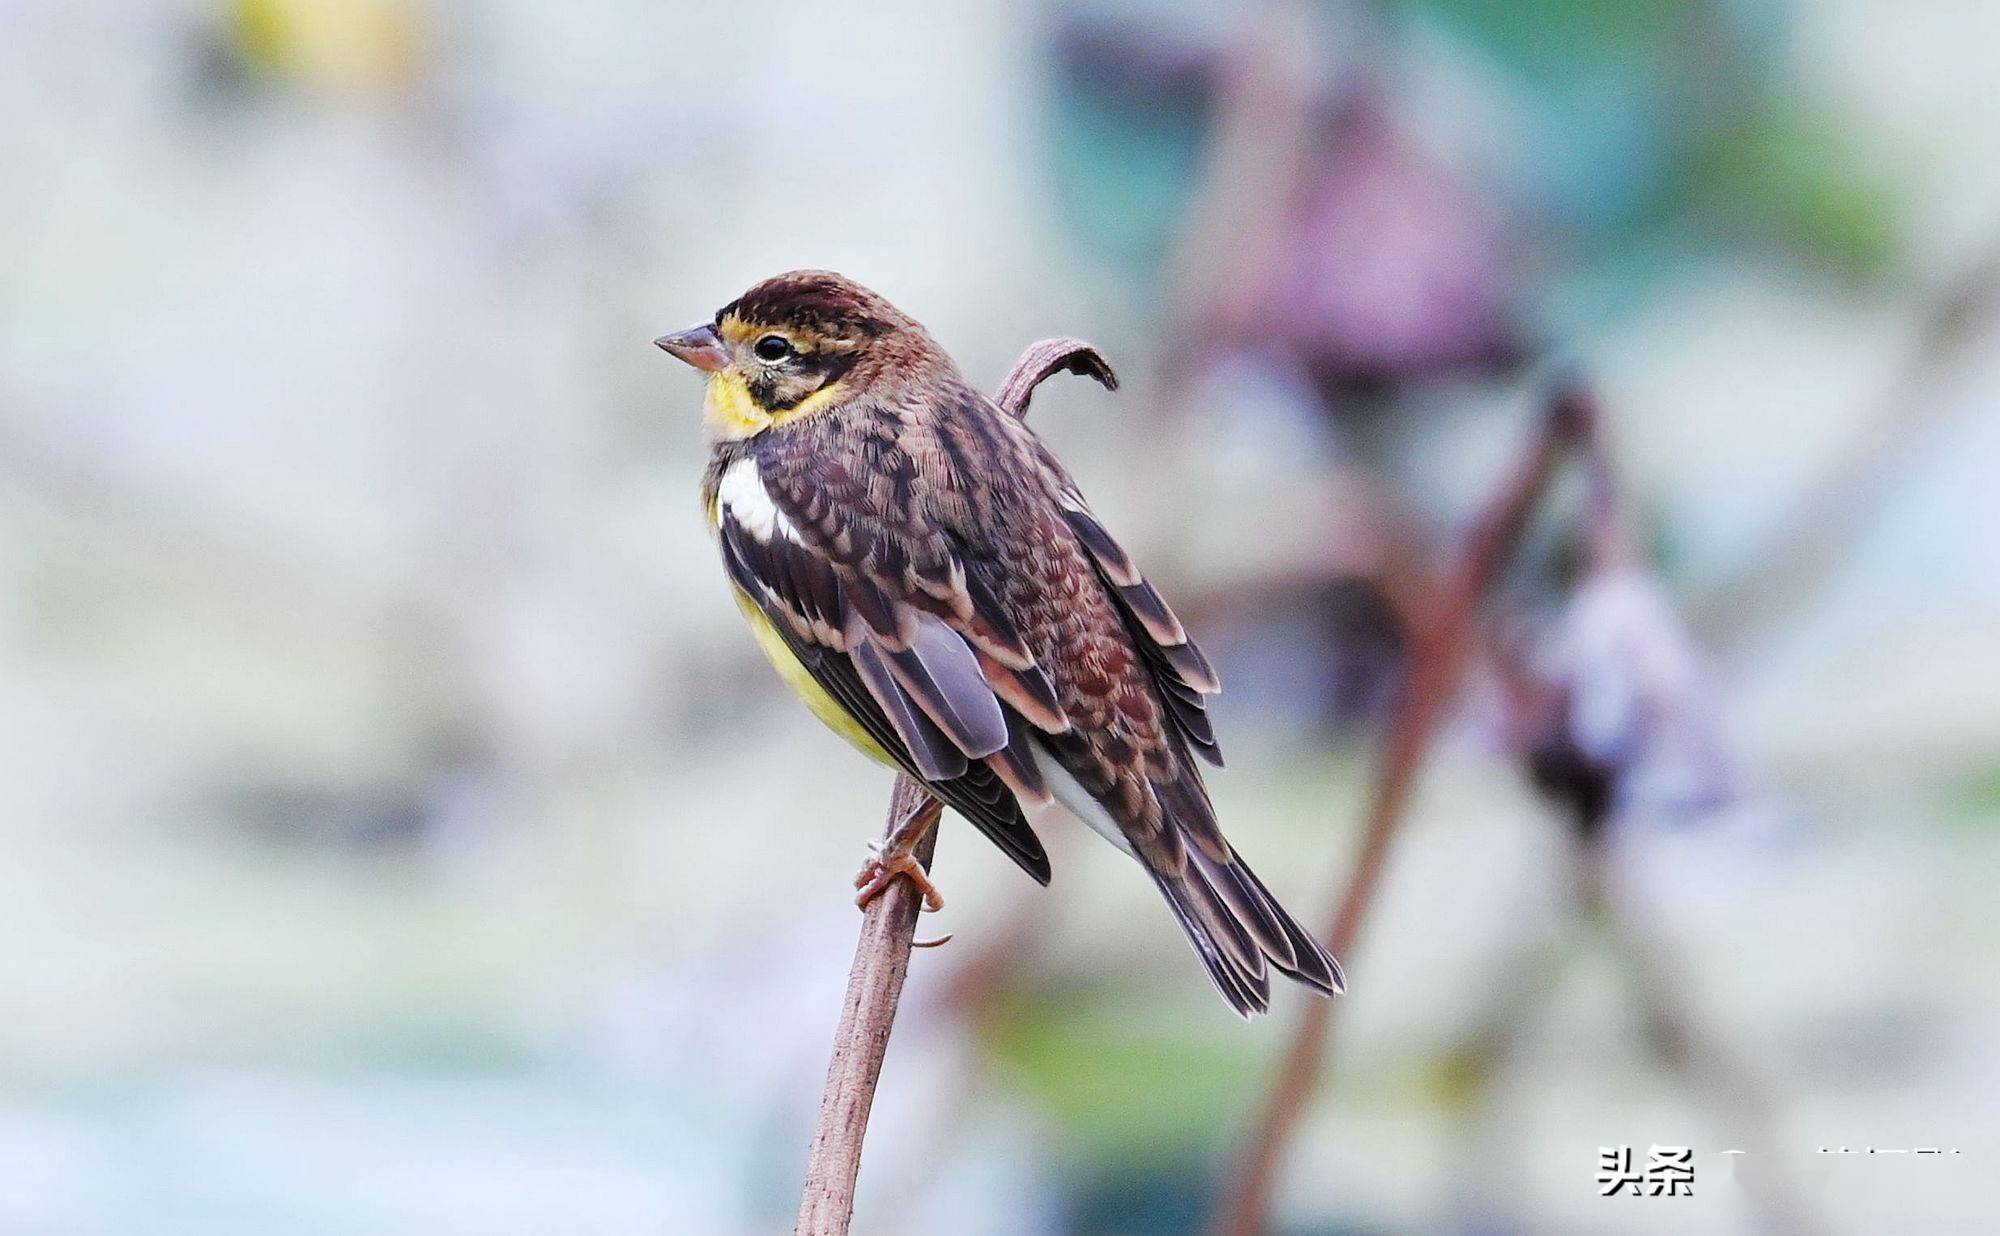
[753,334,793,362]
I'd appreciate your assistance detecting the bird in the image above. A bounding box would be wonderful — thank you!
[655,270,1343,1015]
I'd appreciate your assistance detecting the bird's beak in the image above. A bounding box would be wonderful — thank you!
[653,323,729,373]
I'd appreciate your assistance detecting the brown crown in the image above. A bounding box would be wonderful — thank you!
[717,269,904,338]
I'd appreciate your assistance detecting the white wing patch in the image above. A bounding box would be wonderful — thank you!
[717,456,800,544]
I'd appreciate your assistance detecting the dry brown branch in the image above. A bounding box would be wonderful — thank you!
[1215,386,1591,1236]
[795,776,942,1236]
[993,336,1120,414]
[791,339,1117,1236]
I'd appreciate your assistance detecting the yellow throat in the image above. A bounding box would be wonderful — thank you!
[703,370,847,441]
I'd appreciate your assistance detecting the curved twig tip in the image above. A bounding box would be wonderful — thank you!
[995,337,1119,419]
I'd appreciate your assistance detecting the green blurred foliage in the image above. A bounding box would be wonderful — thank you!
[1688,99,1900,278]
[1939,763,2000,826]
[983,987,1264,1163]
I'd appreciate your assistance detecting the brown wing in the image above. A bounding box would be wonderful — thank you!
[714,472,1051,883]
[1046,472,1223,768]
[760,386,1340,1015]
[755,403,1071,812]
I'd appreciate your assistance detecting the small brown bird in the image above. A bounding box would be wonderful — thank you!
[656,270,1342,1015]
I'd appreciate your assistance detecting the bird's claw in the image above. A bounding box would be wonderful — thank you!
[853,839,945,913]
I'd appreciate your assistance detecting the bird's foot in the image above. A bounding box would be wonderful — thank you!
[853,838,945,913]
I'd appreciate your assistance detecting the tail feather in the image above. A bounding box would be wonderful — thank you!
[1029,739,1342,1014]
[1180,855,1267,980]
[1230,852,1345,995]
[1156,766,1345,1004]
[1149,869,1272,1017]
[1190,845,1299,973]
[1152,845,1344,1017]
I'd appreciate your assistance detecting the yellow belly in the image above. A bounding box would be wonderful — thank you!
[731,586,897,766]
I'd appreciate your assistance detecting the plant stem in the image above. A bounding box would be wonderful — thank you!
[795,776,942,1236]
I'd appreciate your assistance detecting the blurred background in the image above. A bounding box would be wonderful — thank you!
[2,0,1996,1232]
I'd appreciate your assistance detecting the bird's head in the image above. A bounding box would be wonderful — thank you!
[655,269,910,441]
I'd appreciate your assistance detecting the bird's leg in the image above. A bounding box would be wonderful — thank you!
[854,788,945,913]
